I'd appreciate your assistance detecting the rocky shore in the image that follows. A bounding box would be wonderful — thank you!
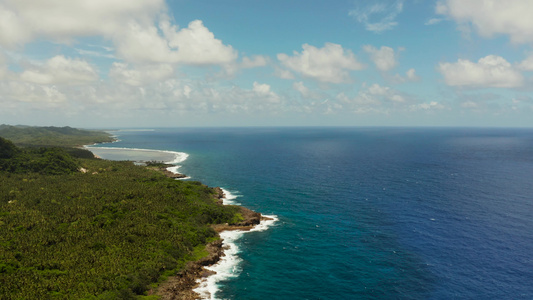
[148,163,188,179]
[154,188,269,300]
[153,239,225,300]
[161,168,188,179]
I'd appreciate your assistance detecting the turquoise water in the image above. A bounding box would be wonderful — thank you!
[90,127,533,299]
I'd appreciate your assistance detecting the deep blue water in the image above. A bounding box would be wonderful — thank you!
[93,127,533,299]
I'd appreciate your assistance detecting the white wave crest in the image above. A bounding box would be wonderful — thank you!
[220,188,242,205]
[193,189,278,300]
[194,230,244,300]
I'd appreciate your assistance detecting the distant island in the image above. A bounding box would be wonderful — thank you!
[0,125,262,299]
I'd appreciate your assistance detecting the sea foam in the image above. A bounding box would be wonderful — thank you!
[220,188,241,205]
[193,190,278,300]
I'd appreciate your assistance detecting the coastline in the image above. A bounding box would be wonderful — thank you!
[154,192,274,300]
[84,143,276,299]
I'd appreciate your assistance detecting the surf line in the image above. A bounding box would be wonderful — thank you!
[193,188,278,300]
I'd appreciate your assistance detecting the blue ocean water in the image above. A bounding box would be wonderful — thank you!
[91,127,533,299]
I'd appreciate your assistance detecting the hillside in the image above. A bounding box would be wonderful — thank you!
[0,125,114,147]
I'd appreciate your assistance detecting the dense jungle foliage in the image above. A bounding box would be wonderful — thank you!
[0,137,240,299]
[0,124,115,147]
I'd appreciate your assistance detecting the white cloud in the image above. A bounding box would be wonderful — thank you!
[337,83,413,115]
[406,68,419,81]
[410,101,445,111]
[392,68,420,83]
[292,81,324,101]
[241,56,268,69]
[277,43,364,83]
[274,67,295,80]
[425,18,444,25]
[109,63,174,86]
[0,0,165,47]
[114,19,237,65]
[0,51,8,79]
[183,85,192,98]
[75,48,115,59]
[363,45,398,71]
[115,22,177,64]
[437,0,533,44]
[19,55,98,85]
[1,81,67,105]
[0,2,238,66]
[461,100,479,108]
[368,83,405,102]
[518,54,533,71]
[349,0,404,33]
[252,81,280,103]
[438,55,524,88]
[223,55,269,76]
[159,19,238,65]
[252,82,271,94]
[293,81,310,97]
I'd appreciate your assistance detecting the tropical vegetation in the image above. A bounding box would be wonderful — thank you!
[0,124,114,147]
[0,129,240,299]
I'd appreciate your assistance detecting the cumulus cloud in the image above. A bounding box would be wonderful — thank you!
[19,55,98,85]
[438,55,524,88]
[241,56,269,69]
[518,54,533,71]
[392,68,420,83]
[337,83,414,114]
[274,67,295,80]
[113,19,237,65]
[363,45,398,71]
[437,0,533,44]
[405,68,419,81]
[109,63,174,86]
[292,81,324,101]
[367,83,405,102]
[277,43,364,83]
[1,81,67,105]
[337,92,382,114]
[223,55,269,76]
[293,81,310,97]
[410,101,445,111]
[159,19,238,65]
[252,81,280,103]
[0,1,238,66]
[349,0,404,33]
[0,0,164,47]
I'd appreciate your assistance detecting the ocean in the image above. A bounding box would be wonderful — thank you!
[87,127,533,299]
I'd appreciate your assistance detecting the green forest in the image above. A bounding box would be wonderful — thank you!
[0,129,241,299]
[0,124,115,147]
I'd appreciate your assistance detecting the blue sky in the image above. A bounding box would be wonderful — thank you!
[1,0,532,127]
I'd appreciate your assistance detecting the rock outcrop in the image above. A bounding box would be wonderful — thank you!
[154,240,225,300]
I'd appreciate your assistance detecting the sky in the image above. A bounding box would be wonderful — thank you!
[1,0,533,128]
